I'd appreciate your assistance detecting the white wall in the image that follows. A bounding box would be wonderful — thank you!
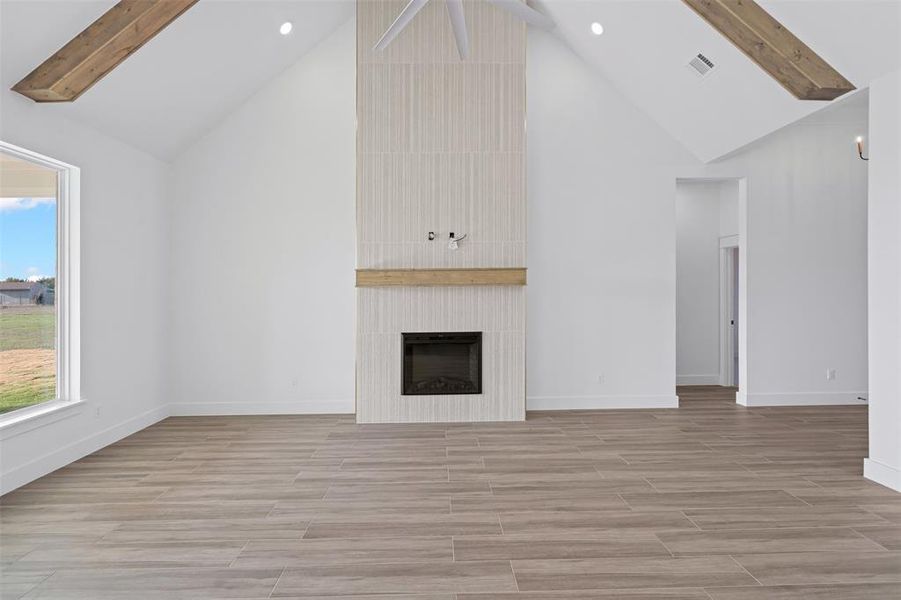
[169,24,704,415]
[718,181,739,238]
[696,95,870,407]
[129,26,880,445]
[675,181,736,385]
[0,96,172,494]
[866,68,901,491]
[169,20,356,415]
[526,30,699,409]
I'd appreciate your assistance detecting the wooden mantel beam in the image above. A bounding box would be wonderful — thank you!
[682,0,855,101]
[12,0,198,102]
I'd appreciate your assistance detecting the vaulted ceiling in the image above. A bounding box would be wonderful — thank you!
[541,0,900,161]
[2,0,898,163]
[0,0,354,161]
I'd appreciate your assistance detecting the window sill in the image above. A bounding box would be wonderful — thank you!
[0,399,86,441]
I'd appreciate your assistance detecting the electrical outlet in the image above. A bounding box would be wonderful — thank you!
[826,369,836,381]
[95,406,101,418]
[597,374,604,384]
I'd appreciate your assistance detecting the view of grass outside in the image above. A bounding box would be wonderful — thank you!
[0,304,56,413]
[1,153,59,414]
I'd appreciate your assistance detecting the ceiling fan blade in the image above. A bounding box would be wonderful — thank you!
[374,0,431,51]
[446,0,469,59]
[485,0,555,30]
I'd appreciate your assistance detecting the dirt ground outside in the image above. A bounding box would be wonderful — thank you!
[0,305,56,413]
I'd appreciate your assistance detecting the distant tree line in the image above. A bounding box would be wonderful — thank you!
[3,276,55,290]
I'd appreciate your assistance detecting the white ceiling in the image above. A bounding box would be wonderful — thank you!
[1,1,897,163]
[0,0,354,161]
[540,0,901,162]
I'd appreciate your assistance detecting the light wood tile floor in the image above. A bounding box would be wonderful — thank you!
[2,386,900,598]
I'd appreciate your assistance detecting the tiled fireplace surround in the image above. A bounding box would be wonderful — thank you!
[356,0,526,423]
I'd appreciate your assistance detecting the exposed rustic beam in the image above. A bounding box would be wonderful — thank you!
[12,0,198,102]
[682,0,855,101]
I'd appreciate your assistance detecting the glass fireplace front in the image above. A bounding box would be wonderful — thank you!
[402,332,482,395]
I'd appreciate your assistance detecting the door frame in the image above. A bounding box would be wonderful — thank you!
[718,238,739,387]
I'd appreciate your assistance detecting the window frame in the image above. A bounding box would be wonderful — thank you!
[0,140,81,434]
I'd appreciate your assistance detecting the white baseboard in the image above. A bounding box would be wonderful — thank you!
[0,404,170,495]
[737,391,868,407]
[528,395,679,411]
[676,375,720,386]
[864,458,901,492]
[170,399,354,416]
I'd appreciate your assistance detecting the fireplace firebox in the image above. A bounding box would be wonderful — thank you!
[402,332,482,395]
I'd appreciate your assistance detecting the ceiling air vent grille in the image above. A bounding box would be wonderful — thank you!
[688,53,715,77]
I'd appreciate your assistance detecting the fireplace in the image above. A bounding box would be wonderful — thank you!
[402,332,482,395]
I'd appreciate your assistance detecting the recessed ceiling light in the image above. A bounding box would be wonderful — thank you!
[280,21,293,36]
[590,22,604,36]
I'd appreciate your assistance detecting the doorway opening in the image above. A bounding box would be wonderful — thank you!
[675,177,746,405]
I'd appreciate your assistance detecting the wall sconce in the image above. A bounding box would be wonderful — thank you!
[856,136,869,161]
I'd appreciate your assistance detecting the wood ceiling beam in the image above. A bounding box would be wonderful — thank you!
[12,0,198,103]
[682,0,855,101]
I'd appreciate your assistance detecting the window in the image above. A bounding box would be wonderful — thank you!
[0,142,79,418]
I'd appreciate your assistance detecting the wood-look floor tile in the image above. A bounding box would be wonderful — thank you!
[450,467,605,483]
[683,505,891,530]
[498,511,696,534]
[296,468,451,485]
[16,542,246,569]
[864,503,901,524]
[138,473,300,486]
[644,475,819,493]
[340,456,481,468]
[1,533,110,554]
[83,501,277,522]
[457,591,711,599]
[451,493,628,513]
[511,556,758,591]
[0,570,53,599]
[272,561,517,595]
[489,478,654,495]
[446,446,583,459]
[733,551,901,585]
[100,517,310,543]
[454,534,670,561]
[20,474,150,490]
[657,527,886,555]
[231,536,453,568]
[155,485,327,502]
[741,460,863,476]
[853,525,901,550]
[1,389,897,596]
[621,490,806,510]
[303,513,501,539]
[0,488,169,506]
[270,496,452,517]
[788,488,901,506]
[270,596,453,600]
[21,567,282,599]
[324,481,491,498]
[0,520,118,537]
[705,583,901,599]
